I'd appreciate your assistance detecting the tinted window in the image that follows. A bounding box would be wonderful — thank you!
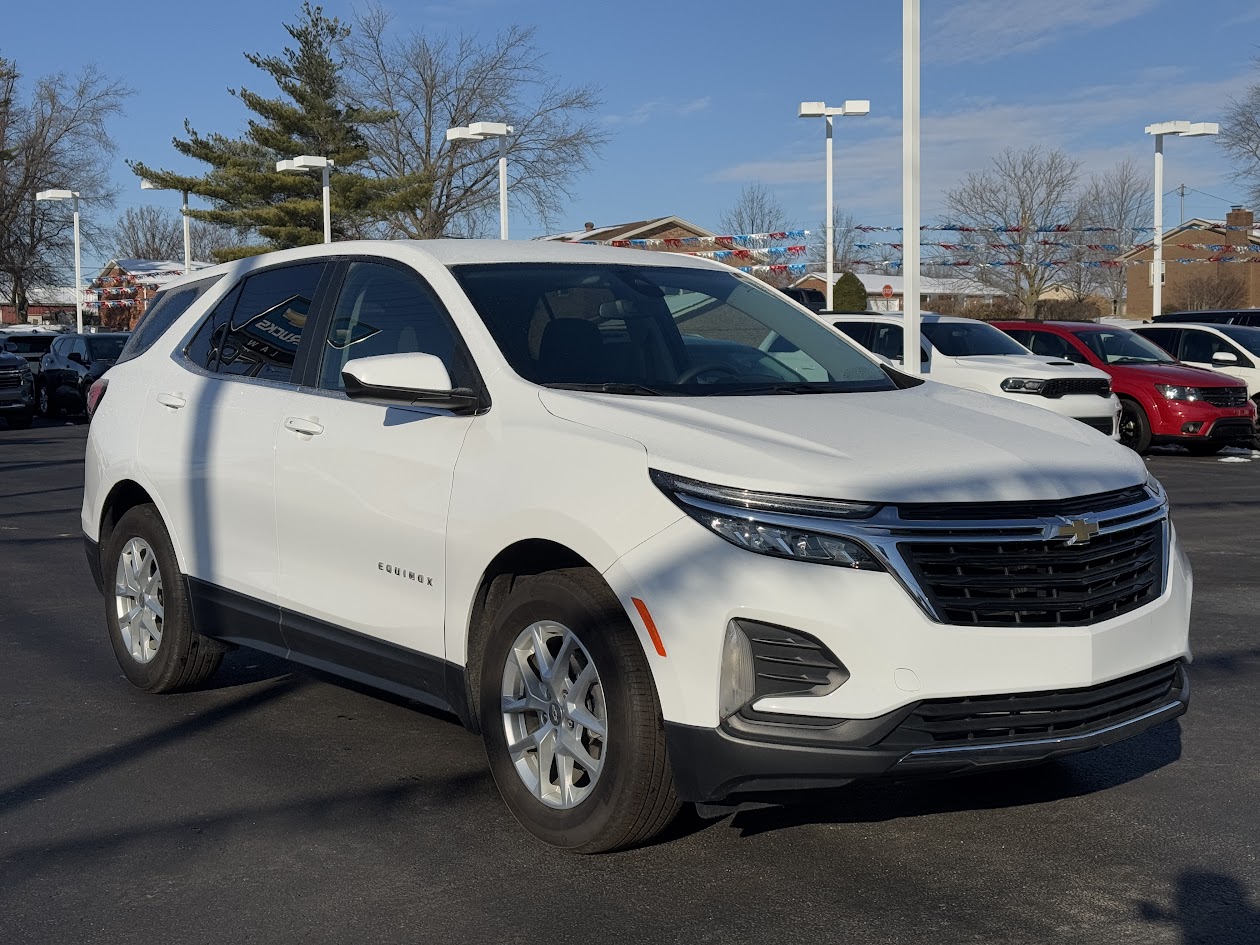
[1001,328,1033,347]
[4,335,54,356]
[87,336,127,362]
[1217,324,1260,357]
[185,264,324,382]
[1133,327,1179,356]
[317,262,472,390]
[453,264,894,395]
[69,338,88,361]
[1025,331,1087,362]
[118,275,222,365]
[921,321,1029,356]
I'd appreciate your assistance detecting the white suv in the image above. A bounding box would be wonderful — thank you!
[82,241,1192,852]
[831,313,1121,437]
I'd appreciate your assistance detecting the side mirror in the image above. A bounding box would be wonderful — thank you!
[1212,351,1239,365]
[342,352,480,414]
[68,351,87,365]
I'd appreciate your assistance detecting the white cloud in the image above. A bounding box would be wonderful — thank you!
[927,0,1160,62]
[710,71,1245,224]
[603,97,711,126]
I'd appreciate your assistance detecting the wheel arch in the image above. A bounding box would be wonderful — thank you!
[462,539,609,729]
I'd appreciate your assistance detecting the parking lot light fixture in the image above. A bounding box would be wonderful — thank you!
[1144,120,1219,318]
[35,189,83,333]
[276,155,334,243]
[446,122,514,239]
[140,179,192,272]
[798,99,871,311]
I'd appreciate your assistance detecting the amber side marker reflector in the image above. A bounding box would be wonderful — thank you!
[631,597,667,657]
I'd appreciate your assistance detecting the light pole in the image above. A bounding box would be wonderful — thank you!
[276,155,334,243]
[798,99,870,311]
[35,189,83,333]
[140,178,192,271]
[446,121,514,239]
[902,0,921,372]
[1144,121,1218,318]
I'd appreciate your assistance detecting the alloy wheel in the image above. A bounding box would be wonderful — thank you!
[500,620,608,809]
[114,537,164,664]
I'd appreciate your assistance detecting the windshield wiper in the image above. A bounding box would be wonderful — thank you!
[1112,357,1159,365]
[542,382,666,395]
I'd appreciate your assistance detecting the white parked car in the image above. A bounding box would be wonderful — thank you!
[831,313,1121,437]
[1132,322,1260,403]
[82,241,1191,852]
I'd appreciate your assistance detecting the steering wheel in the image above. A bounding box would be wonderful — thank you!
[676,362,742,384]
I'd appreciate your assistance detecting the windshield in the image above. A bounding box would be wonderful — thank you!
[1077,329,1176,365]
[87,336,127,362]
[920,320,1030,357]
[1218,325,1260,357]
[451,263,897,395]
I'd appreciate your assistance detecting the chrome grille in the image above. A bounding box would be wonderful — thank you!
[0,369,23,392]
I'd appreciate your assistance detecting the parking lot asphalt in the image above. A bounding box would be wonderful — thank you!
[0,419,1257,945]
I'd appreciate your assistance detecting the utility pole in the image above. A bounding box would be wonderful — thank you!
[1179,183,1186,224]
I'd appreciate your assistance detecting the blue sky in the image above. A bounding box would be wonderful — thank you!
[3,0,1255,262]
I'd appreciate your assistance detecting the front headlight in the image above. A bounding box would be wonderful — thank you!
[1155,384,1202,402]
[650,469,885,570]
[1001,377,1046,393]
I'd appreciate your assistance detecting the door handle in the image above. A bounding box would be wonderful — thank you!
[156,393,186,409]
[283,417,324,436]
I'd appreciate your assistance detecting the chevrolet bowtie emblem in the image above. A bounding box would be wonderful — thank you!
[1055,518,1100,545]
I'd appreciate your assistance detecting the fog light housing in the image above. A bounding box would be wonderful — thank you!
[1181,421,1204,434]
[718,621,756,721]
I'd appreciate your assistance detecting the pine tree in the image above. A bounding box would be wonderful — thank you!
[831,271,868,312]
[130,3,429,260]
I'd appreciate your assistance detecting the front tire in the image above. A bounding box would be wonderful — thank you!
[37,383,58,418]
[103,504,224,692]
[480,569,680,853]
[1118,399,1152,454]
[6,411,32,429]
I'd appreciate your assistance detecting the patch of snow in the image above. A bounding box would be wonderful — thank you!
[1217,456,1251,463]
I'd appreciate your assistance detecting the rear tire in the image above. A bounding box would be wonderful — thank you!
[480,568,680,853]
[103,504,224,693]
[1118,399,1152,454]
[37,383,58,418]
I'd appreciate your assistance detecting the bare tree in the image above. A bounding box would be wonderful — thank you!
[1220,61,1260,207]
[111,205,249,263]
[719,182,789,235]
[1167,270,1247,311]
[1075,158,1151,313]
[339,6,609,238]
[0,59,129,320]
[809,208,867,272]
[941,146,1082,317]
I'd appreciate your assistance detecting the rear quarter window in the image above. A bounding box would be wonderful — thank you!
[117,275,223,365]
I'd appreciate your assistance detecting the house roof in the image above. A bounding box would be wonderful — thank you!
[103,258,214,287]
[1116,218,1260,261]
[791,271,999,298]
[539,216,716,243]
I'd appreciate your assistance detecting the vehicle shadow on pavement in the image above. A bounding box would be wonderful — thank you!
[0,674,307,818]
[725,721,1182,838]
[1138,870,1260,945]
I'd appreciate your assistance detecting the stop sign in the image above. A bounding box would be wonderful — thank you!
[882,284,894,299]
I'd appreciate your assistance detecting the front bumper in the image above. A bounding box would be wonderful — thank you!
[666,661,1188,801]
[1148,398,1256,443]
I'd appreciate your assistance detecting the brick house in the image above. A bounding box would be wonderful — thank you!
[90,258,211,330]
[0,285,78,326]
[1121,207,1260,317]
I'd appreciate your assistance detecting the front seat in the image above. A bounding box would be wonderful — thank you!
[537,319,605,383]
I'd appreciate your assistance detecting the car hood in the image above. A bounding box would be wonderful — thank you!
[1106,361,1245,387]
[0,352,26,370]
[942,355,1110,379]
[538,382,1148,504]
